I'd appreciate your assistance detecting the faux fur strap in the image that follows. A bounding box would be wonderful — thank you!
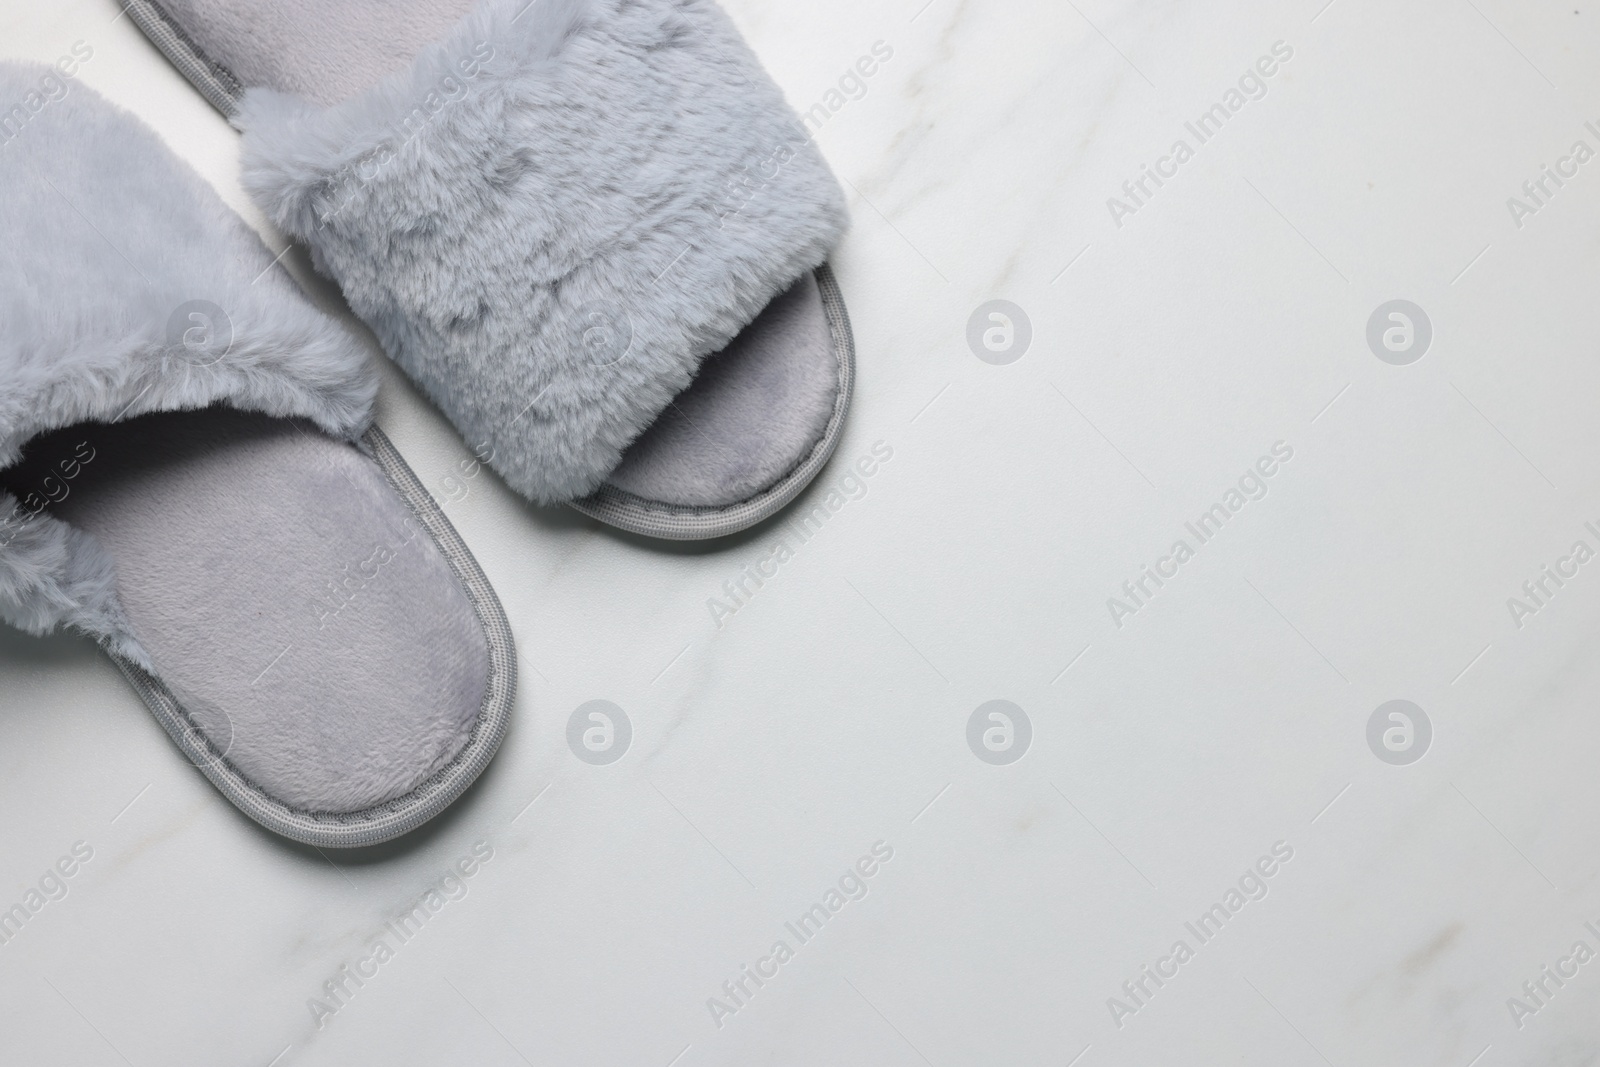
[235,0,849,504]
[0,63,377,658]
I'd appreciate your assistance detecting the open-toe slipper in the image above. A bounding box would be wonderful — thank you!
[125,0,857,540]
[0,65,515,847]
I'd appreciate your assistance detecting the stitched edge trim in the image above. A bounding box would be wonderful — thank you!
[105,426,516,849]
[120,0,243,117]
[568,263,856,541]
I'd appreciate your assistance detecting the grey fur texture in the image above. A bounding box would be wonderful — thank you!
[235,0,848,504]
[0,63,377,660]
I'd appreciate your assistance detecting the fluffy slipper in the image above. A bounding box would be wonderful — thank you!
[125,0,857,540]
[0,65,515,847]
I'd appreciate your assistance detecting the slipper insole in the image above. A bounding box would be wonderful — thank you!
[154,0,845,511]
[0,408,490,815]
[605,273,839,508]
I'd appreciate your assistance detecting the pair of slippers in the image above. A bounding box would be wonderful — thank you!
[0,0,853,846]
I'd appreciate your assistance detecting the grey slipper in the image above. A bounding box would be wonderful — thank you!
[0,65,514,848]
[126,0,857,540]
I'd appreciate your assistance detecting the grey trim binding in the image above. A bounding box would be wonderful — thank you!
[105,426,516,849]
[120,0,243,116]
[128,2,857,541]
[569,264,856,540]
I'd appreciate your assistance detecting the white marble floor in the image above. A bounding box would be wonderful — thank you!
[6,0,1600,1063]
